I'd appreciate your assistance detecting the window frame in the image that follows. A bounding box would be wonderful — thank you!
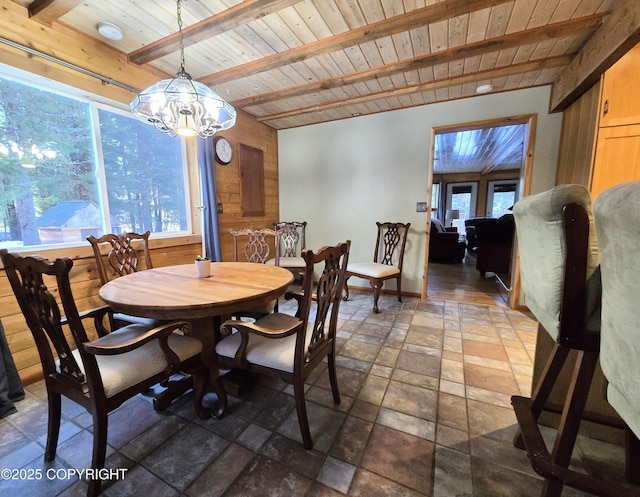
[486,180,519,217]
[0,63,195,251]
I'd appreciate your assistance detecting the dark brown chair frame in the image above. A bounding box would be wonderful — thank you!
[87,231,153,285]
[274,221,307,280]
[0,249,210,497]
[229,227,281,265]
[344,222,410,313]
[216,240,350,449]
[511,204,638,497]
[274,221,306,258]
[229,227,283,318]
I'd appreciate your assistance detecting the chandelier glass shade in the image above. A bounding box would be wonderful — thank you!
[129,0,236,138]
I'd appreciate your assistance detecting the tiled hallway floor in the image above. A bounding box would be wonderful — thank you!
[0,290,635,496]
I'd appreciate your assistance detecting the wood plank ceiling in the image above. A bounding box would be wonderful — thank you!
[9,0,640,131]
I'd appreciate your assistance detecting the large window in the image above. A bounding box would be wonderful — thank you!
[445,182,478,232]
[487,180,518,218]
[0,70,189,248]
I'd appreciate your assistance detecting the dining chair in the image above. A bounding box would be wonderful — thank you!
[0,249,210,497]
[87,231,153,285]
[87,231,162,327]
[343,222,410,313]
[269,221,307,280]
[595,181,640,492]
[509,184,625,497]
[87,231,203,410]
[229,227,282,318]
[215,240,350,449]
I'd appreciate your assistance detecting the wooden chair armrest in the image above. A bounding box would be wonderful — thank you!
[285,289,303,302]
[62,305,112,337]
[221,313,302,340]
[83,320,190,356]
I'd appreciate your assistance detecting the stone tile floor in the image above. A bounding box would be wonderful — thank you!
[0,290,635,496]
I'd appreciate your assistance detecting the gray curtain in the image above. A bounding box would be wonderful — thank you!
[0,319,24,418]
[198,138,222,262]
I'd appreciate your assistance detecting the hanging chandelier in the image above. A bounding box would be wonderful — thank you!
[129,0,236,138]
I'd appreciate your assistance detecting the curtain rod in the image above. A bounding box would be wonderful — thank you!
[0,36,140,94]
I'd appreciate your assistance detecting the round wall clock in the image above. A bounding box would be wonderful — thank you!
[213,136,233,165]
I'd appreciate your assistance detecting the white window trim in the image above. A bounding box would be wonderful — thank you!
[486,180,519,217]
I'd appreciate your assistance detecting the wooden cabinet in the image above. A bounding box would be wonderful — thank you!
[589,42,640,198]
[591,124,640,198]
[598,43,640,128]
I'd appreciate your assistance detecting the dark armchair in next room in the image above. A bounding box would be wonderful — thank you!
[474,214,515,277]
[429,218,466,263]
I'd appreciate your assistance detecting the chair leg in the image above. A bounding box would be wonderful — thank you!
[396,276,403,303]
[370,279,382,313]
[511,347,598,497]
[88,409,108,497]
[513,343,570,449]
[293,378,312,449]
[626,429,640,484]
[44,390,61,462]
[541,349,599,497]
[328,352,341,405]
[343,275,351,301]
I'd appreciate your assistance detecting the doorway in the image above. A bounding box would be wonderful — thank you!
[424,115,536,308]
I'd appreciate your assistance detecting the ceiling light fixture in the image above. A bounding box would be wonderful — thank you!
[129,0,236,138]
[97,22,123,41]
[476,84,493,94]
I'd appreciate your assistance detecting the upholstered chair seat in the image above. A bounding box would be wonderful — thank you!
[344,262,400,279]
[66,325,202,397]
[216,314,314,373]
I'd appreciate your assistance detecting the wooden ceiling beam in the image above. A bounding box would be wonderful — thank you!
[28,0,84,24]
[231,14,604,109]
[199,0,511,86]
[129,0,302,65]
[550,0,640,112]
[256,55,572,123]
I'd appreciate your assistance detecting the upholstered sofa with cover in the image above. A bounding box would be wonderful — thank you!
[429,218,466,262]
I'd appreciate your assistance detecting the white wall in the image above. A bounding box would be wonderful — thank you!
[278,86,562,296]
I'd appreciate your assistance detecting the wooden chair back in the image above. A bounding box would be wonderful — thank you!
[87,231,153,285]
[274,221,306,257]
[298,241,350,365]
[1,250,91,395]
[229,228,281,265]
[374,222,410,271]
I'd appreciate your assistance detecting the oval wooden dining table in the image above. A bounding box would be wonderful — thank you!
[98,262,294,416]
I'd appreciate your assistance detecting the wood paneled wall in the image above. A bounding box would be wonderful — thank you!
[554,81,600,187]
[0,2,279,384]
[213,113,279,263]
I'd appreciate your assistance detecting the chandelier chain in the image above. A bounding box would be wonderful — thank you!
[177,0,186,70]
